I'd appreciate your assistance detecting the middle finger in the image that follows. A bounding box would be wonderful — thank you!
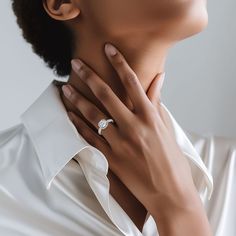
[104,44,151,114]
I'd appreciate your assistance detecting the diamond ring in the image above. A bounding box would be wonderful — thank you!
[97,118,114,135]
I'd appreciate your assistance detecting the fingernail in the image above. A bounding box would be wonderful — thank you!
[68,112,74,121]
[158,72,165,89]
[62,85,72,98]
[105,44,117,56]
[161,72,165,80]
[71,59,83,72]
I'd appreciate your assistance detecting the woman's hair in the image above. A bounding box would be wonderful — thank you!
[11,0,74,77]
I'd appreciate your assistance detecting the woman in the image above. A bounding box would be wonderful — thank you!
[49,0,211,234]
[0,0,234,235]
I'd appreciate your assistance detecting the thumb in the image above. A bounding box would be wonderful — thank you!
[146,72,165,104]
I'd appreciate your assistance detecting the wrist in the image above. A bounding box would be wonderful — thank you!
[147,185,200,220]
[151,193,212,236]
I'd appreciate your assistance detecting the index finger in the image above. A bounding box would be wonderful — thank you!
[104,43,151,114]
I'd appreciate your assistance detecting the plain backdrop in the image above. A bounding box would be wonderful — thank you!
[0,0,235,137]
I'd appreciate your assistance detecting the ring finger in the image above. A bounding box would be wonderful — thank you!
[62,84,118,142]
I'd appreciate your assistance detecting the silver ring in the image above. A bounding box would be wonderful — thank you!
[97,118,114,135]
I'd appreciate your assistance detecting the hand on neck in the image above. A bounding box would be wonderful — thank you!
[62,29,171,118]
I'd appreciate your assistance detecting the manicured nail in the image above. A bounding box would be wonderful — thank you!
[158,72,165,90]
[62,85,72,98]
[105,44,117,56]
[71,59,83,72]
[68,112,74,121]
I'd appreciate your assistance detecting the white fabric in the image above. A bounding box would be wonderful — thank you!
[0,81,234,236]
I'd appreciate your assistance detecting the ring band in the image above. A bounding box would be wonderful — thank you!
[98,118,114,135]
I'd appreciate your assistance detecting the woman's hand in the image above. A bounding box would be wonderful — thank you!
[61,43,211,234]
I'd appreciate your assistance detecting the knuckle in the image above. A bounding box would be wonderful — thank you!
[70,93,81,107]
[80,67,93,79]
[96,85,111,101]
[86,107,99,121]
[84,69,93,79]
[125,73,138,86]
[86,76,94,87]
[78,64,86,72]
[114,54,124,66]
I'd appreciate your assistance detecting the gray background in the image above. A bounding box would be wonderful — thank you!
[0,0,235,137]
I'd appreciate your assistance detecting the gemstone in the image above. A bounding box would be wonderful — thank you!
[98,119,108,129]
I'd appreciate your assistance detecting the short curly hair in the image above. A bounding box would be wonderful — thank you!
[11,0,74,77]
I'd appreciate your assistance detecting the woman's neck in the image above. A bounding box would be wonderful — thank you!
[63,32,171,116]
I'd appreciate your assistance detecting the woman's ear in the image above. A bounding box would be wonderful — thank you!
[43,0,80,21]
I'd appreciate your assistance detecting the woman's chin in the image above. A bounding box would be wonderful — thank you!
[156,2,209,42]
[177,6,209,40]
[189,8,208,37]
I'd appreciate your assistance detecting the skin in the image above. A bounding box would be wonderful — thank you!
[43,0,212,234]
[59,46,212,236]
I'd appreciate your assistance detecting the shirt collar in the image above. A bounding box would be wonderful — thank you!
[20,80,213,199]
[20,80,92,189]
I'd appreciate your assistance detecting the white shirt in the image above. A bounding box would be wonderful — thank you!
[0,81,234,236]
